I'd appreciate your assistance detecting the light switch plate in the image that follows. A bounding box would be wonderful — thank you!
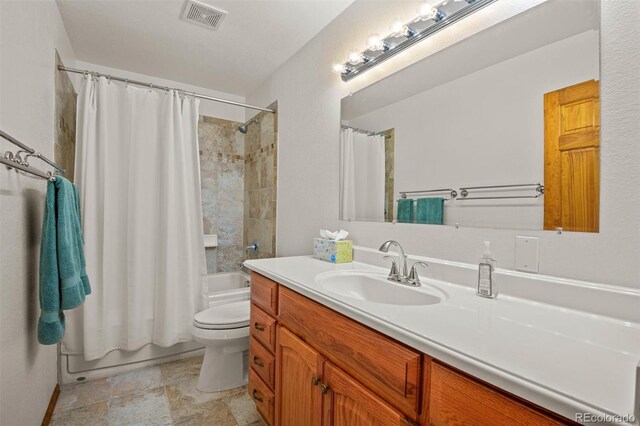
[515,236,539,273]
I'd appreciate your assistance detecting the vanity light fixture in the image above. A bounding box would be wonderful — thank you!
[334,0,496,82]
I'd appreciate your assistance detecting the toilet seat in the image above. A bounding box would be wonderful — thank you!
[193,300,250,330]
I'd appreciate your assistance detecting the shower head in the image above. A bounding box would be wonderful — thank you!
[238,118,259,134]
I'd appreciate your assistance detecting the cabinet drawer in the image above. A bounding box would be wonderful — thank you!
[249,368,275,426]
[250,337,275,389]
[251,273,278,316]
[428,362,568,426]
[250,304,277,353]
[278,287,421,420]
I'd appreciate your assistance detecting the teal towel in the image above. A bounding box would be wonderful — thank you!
[416,197,444,225]
[38,176,91,345]
[397,198,414,223]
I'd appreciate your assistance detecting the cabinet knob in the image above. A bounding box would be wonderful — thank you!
[253,357,264,367]
[252,390,263,402]
[321,384,329,394]
[254,322,265,331]
[311,376,320,386]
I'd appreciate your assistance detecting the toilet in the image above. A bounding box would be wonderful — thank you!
[192,299,251,392]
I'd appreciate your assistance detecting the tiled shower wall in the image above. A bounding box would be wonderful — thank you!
[199,116,245,273]
[54,52,77,181]
[244,105,278,259]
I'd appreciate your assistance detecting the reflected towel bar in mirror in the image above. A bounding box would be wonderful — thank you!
[459,183,544,200]
[399,188,458,200]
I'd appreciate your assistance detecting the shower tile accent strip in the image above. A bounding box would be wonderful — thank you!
[51,356,265,426]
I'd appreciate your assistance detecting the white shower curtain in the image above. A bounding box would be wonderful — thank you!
[340,128,386,221]
[62,76,206,361]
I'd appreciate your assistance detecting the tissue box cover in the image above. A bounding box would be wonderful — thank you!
[313,238,353,263]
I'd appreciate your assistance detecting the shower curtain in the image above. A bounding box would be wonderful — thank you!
[62,76,206,361]
[340,128,386,221]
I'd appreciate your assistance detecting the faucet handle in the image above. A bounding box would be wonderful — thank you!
[383,255,399,279]
[408,261,429,286]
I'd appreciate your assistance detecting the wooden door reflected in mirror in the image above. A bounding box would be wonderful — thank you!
[544,80,600,233]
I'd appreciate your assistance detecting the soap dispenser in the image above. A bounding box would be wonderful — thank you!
[477,241,497,298]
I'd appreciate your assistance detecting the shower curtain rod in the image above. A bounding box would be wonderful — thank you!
[341,125,386,137]
[58,66,275,113]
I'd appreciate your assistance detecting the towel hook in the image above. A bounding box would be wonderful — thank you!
[14,150,30,165]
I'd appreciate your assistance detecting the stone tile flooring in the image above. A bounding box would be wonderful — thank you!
[52,355,265,425]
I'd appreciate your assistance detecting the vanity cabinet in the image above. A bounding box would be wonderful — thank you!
[424,361,566,426]
[249,272,574,426]
[249,274,279,425]
[276,326,323,425]
[275,325,409,426]
[278,286,421,419]
[322,362,413,425]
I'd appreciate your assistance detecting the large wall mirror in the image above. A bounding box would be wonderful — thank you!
[340,0,600,232]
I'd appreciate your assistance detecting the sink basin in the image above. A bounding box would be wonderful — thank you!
[315,271,444,306]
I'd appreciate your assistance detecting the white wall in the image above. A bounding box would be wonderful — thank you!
[74,61,247,122]
[349,30,599,229]
[0,0,77,424]
[246,0,640,289]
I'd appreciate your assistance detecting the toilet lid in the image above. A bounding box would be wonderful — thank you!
[194,300,250,330]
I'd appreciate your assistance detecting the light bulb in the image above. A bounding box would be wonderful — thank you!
[366,33,384,51]
[390,20,404,36]
[418,2,444,21]
[402,25,416,38]
[428,7,444,21]
[347,49,363,65]
[418,1,433,19]
[332,63,347,74]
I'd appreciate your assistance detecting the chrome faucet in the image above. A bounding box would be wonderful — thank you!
[379,240,411,284]
[379,240,408,276]
[407,262,429,286]
[246,240,259,255]
[379,240,428,287]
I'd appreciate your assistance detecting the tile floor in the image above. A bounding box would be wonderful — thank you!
[52,355,265,425]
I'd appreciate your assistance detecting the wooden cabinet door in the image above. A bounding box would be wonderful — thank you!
[544,80,600,232]
[427,362,567,426]
[276,326,323,426]
[279,286,421,419]
[322,362,411,426]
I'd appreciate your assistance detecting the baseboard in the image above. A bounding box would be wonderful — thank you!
[41,384,60,426]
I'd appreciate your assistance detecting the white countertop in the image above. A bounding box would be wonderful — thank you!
[244,256,640,425]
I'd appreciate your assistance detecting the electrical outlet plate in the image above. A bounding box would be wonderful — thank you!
[515,236,539,273]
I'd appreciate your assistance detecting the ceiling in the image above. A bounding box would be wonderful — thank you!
[56,0,354,96]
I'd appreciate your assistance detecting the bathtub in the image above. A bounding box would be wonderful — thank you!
[60,271,251,384]
[205,271,251,307]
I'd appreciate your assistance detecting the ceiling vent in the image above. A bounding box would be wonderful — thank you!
[180,0,227,31]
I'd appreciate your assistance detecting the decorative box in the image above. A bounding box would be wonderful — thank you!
[313,238,353,263]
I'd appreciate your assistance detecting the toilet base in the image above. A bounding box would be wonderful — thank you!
[194,337,249,392]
